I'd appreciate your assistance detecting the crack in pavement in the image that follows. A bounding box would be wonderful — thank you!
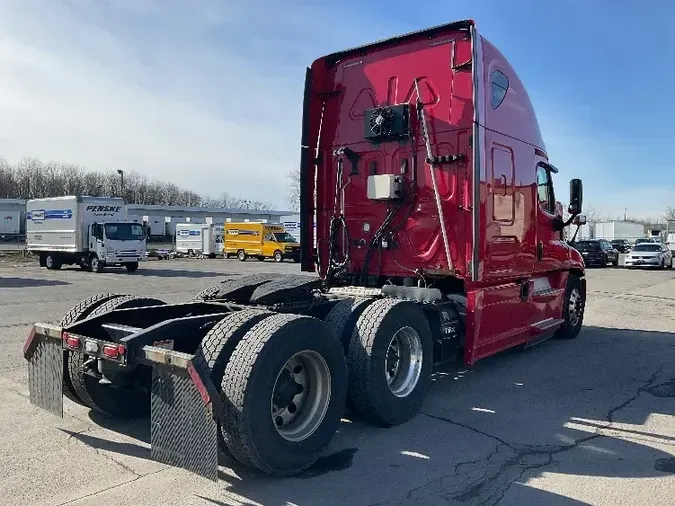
[375,363,666,506]
[54,468,167,506]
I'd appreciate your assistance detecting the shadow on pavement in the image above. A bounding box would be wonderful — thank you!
[63,326,675,506]
[0,277,70,288]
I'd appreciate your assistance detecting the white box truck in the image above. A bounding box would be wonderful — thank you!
[26,196,147,272]
[594,221,643,241]
[0,212,21,235]
[175,223,223,258]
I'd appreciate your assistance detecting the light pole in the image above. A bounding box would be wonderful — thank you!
[117,169,124,199]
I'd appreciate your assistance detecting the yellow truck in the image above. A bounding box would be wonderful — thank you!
[224,222,300,262]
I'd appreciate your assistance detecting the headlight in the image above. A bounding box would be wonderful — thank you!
[107,247,114,255]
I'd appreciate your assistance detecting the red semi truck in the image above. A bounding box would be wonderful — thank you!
[24,19,587,480]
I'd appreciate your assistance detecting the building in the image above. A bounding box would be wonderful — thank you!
[126,204,291,237]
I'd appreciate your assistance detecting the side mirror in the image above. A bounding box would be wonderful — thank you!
[572,214,587,226]
[568,179,583,215]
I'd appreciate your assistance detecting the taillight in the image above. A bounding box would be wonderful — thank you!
[63,333,80,348]
[102,344,118,358]
[102,343,126,359]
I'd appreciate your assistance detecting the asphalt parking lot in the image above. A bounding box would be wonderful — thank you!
[1,257,674,506]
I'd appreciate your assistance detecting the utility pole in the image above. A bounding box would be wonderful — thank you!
[624,208,627,221]
[117,169,124,199]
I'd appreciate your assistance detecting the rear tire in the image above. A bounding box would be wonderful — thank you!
[193,285,221,300]
[125,262,139,272]
[323,297,373,352]
[347,299,433,427]
[60,293,127,406]
[67,295,166,417]
[45,254,61,270]
[220,314,347,475]
[238,250,247,262]
[197,310,274,464]
[555,274,585,340]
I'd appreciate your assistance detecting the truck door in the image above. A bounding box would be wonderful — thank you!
[534,163,564,275]
[90,223,104,257]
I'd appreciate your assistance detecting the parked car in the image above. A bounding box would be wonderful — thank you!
[625,243,673,269]
[611,239,631,253]
[573,239,619,267]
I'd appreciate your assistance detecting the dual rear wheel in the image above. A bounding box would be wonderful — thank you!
[196,298,434,475]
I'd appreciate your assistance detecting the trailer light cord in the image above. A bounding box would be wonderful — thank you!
[325,154,351,286]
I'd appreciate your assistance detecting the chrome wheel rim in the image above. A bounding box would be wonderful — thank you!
[271,350,331,442]
[46,256,53,268]
[91,258,98,269]
[385,326,423,398]
[568,288,583,327]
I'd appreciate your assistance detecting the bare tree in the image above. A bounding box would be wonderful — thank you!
[0,155,273,210]
[285,167,300,213]
[664,206,675,222]
[581,205,603,223]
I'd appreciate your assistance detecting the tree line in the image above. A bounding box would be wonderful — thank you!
[0,157,273,210]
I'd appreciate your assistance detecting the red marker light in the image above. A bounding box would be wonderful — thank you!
[102,344,119,359]
[63,333,80,348]
[117,344,126,356]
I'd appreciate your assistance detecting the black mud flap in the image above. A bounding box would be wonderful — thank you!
[143,346,221,481]
[23,324,64,418]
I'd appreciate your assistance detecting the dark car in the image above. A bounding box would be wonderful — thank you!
[573,239,620,267]
[611,239,631,253]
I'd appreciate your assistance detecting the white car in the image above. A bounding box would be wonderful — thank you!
[625,243,673,269]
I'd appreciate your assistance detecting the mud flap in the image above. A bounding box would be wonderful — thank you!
[144,347,221,481]
[24,324,64,418]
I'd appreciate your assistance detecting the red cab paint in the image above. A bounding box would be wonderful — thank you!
[301,20,585,364]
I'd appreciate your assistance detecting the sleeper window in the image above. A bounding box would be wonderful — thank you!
[491,70,509,109]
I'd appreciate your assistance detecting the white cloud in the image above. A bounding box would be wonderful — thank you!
[0,1,348,208]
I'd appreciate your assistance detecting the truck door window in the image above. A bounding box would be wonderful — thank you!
[536,164,556,215]
[265,233,275,241]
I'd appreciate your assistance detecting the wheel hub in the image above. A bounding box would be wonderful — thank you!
[271,350,331,442]
[569,288,583,326]
[385,326,423,398]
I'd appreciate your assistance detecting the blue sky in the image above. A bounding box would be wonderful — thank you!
[1,0,673,218]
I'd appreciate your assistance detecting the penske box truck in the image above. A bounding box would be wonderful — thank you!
[26,196,146,272]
